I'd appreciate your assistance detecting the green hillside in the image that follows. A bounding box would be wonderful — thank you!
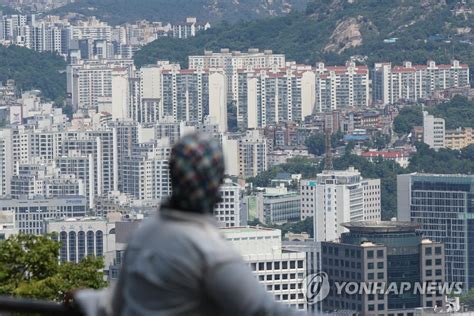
[0,45,66,101]
[134,0,474,70]
[49,0,308,25]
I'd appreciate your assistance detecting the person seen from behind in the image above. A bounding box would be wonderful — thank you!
[110,132,303,316]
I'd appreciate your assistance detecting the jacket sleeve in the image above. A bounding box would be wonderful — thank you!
[204,260,305,316]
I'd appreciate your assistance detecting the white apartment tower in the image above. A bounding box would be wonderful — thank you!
[213,179,246,227]
[314,61,370,112]
[238,130,268,178]
[372,60,470,105]
[423,111,445,149]
[236,65,316,129]
[0,129,13,197]
[189,48,286,114]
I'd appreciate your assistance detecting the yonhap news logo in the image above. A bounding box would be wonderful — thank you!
[302,271,463,305]
[303,272,330,304]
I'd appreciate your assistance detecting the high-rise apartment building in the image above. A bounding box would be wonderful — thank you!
[213,178,246,227]
[423,111,445,149]
[398,173,474,289]
[321,221,445,315]
[131,63,227,131]
[67,60,134,111]
[238,129,268,178]
[236,65,316,128]
[372,60,470,105]
[121,139,171,203]
[10,163,83,199]
[222,227,307,311]
[314,62,370,112]
[300,167,381,242]
[0,129,13,197]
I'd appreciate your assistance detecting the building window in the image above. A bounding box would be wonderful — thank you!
[425,247,432,255]
[376,250,384,258]
[435,247,442,255]
[368,262,374,269]
[69,231,76,262]
[87,231,94,256]
[367,250,374,258]
[78,231,85,261]
[377,262,384,269]
[95,230,103,257]
[59,231,67,263]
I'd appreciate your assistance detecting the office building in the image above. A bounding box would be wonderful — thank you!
[0,196,87,235]
[321,221,445,315]
[222,227,307,311]
[261,186,301,225]
[300,167,381,241]
[398,173,474,289]
[45,217,115,264]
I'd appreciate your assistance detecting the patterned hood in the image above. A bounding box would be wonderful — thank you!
[166,132,225,214]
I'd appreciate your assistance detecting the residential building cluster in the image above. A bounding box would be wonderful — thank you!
[0,41,473,315]
[0,13,210,59]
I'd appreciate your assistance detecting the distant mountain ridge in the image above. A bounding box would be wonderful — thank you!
[49,0,309,24]
[134,0,474,73]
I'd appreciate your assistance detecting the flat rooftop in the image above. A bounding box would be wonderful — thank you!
[342,221,420,233]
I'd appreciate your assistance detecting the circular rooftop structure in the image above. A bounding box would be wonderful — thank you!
[341,221,421,233]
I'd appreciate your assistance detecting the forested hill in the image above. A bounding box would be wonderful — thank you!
[134,0,474,69]
[0,46,66,102]
[49,0,309,25]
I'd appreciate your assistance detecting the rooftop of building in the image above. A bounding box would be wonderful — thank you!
[220,226,280,235]
[342,221,421,233]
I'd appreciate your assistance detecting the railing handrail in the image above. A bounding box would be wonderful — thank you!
[0,295,83,315]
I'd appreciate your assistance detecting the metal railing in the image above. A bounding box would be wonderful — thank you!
[0,295,83,315]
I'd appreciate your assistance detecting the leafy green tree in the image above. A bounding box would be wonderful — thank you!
[305,134,326,156]
[393,106,423,134]
[427,96,474,129]
[0,234,106,301]
[0,46,66,101]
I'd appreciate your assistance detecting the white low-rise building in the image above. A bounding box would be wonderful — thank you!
[222,227,307,311]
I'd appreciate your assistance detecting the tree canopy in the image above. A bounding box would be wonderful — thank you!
[0,45,66,102]
[134,0,474,71]
[0,234,106,301]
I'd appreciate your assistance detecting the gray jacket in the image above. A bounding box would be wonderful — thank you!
[111,208,301,316]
